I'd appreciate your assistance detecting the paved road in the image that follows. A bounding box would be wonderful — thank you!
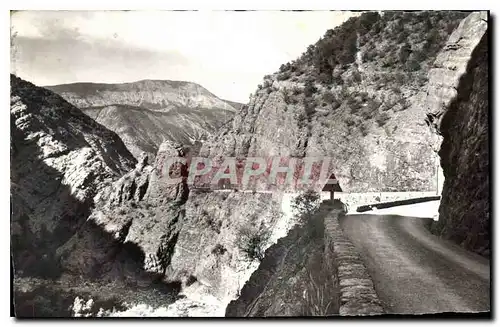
[339,214,490,314]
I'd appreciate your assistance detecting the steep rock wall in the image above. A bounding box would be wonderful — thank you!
[10,75,136,277]
[429,30,489,256]
[225,203,336,316]
[200,11,468,192]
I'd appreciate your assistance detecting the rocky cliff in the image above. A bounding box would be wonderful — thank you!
[200,11,468,192]
[10,75,137,277]
[225,204,335,317]
[52,136,288,310]
[427,23,489,256]
[46,80,238,158]
[11,75,285,316]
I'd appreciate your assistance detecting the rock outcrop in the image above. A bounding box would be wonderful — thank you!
[45,80,238,158]
[168,190,286,306]
[200,11,469,192]
[225,201,384,317]
[225,203,335,317]
[10,75,137,277]
[56,140,189,279]
[424,12,488,146]
[427,27,489,256]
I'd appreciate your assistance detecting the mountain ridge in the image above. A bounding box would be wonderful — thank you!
[46,79,241,158]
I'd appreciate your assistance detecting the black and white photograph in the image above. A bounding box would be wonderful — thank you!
[9,7,491,319]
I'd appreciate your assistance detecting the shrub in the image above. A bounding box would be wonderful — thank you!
[376,112,390,126]
[302,269,335,316]
[345,116,356,127]
[277,71,291,81]
[398,44,411,64]
[393,73,405,85]
[304,81,317,98]
[359,99,380,120]
[348,97,363,113]
[279,63,291,72]
[359,123,369,136]
[351,71,362,83]
[380,101,393,111]
[203,211,222,233]
[322,90,336,104]
[391,86,402,94]
[237,226,270,261]
[406,58,421,71]
[211,244,227,256]
[292,190,321,225]
[282,89,291,104]
[303,98,316,117]
[399,98,411,110]
[362,49,377,62]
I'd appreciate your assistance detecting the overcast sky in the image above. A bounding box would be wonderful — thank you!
[11,10,355,102]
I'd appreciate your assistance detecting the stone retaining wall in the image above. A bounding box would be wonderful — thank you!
[323,205,384,315]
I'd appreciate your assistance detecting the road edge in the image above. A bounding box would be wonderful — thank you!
[323,204,385,315]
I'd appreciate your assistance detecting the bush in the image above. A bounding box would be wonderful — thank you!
[322,90,336,104]
[399,98,411,110]
[279,63,291,72]
[277,71,291,81]
[359,123,369,136]
[292,190,321,225]
[282,89,291,104]
[211,244,227,256]
[362,49,377,62]
[303,98,316,117]
[405,58,421,71]
[203,211,222,233]
[359,99,380,120]
[351,71,362,83]
[345,116,356,127]
[398,44,411,64]
[237,226,270,261]
[302,269,336,316]
[391,86,402,94]
[304,81,317,98]
[376,112,390,126]
[348,97,363,113]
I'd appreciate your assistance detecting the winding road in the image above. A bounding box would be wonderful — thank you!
[339,213,490,314]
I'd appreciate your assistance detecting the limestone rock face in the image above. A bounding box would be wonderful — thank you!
[201,11,469,192]
[46,80,238,158]
[57,140,190,278]
[168,191,285,305]
[46,80,235,110]
[424,11,488,151]
[10,75,137,277]
[429,30,489,256]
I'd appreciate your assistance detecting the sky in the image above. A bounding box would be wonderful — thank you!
[10,10,356,103]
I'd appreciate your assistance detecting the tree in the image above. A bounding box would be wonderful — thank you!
[237,225,270,261]
[304,81,317,98]
[292,190,321,224]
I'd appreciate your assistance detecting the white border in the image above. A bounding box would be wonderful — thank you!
[2,1,497,326]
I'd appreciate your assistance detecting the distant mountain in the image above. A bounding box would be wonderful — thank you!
[45,80,237,158]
